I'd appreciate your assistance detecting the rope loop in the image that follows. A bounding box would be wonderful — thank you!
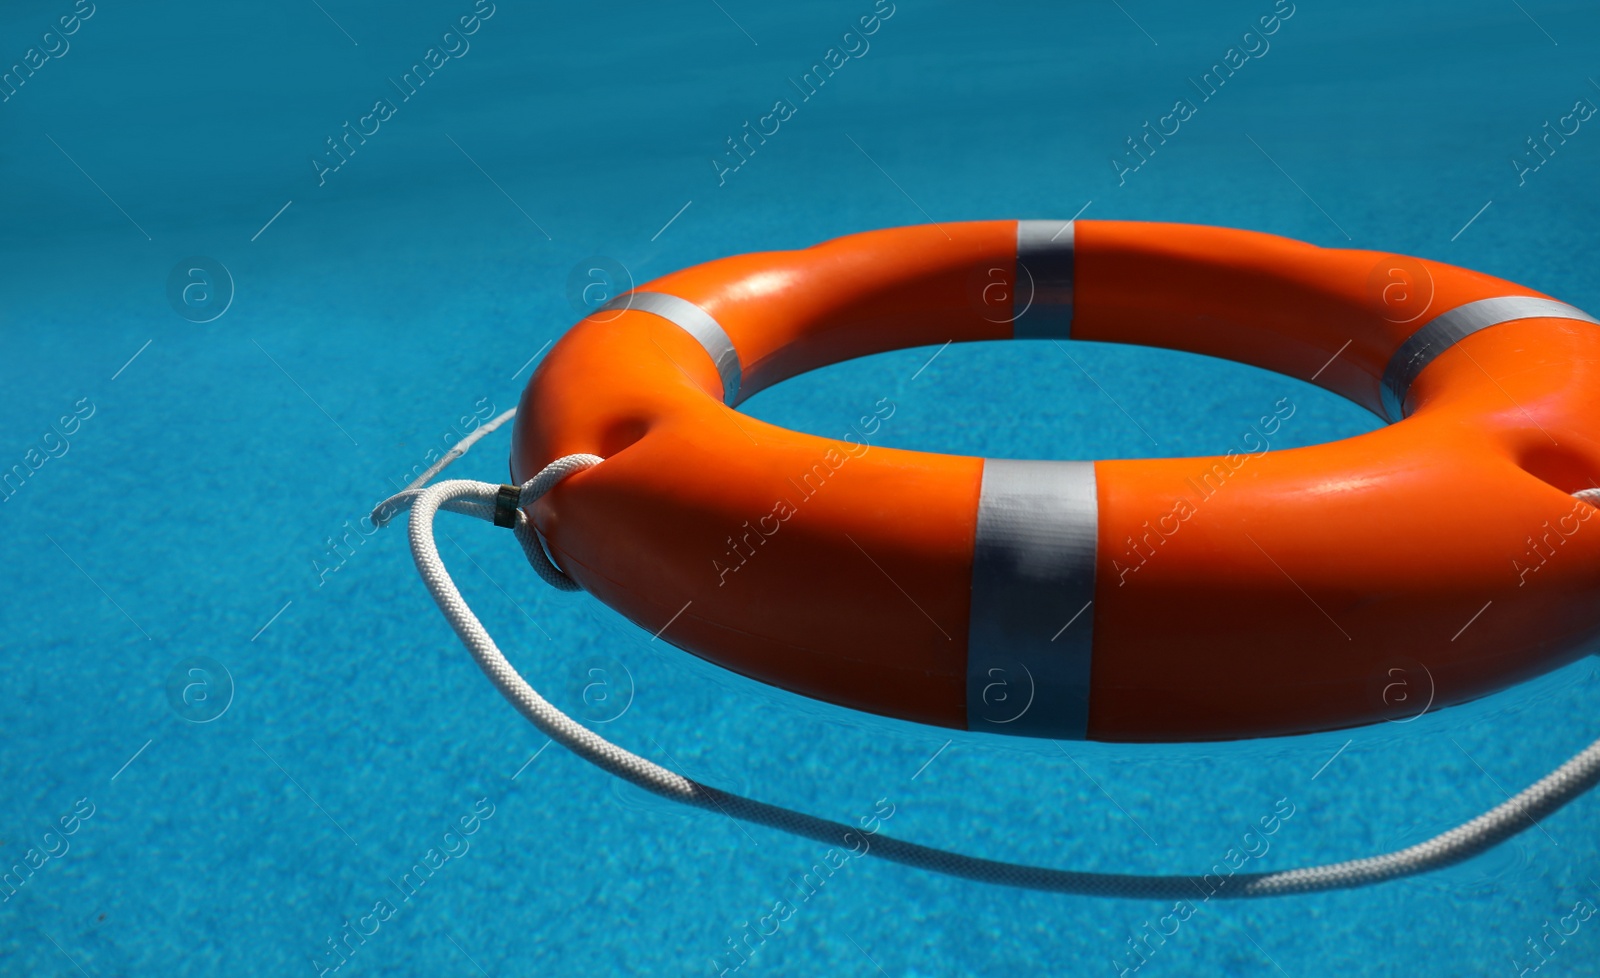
[371,405,1600,898]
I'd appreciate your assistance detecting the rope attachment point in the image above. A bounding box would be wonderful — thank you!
[493,484,521,528]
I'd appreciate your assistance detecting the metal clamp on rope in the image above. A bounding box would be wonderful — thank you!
[493,484,521,528]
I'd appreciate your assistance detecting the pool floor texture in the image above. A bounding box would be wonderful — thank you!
[4,0,1600,975]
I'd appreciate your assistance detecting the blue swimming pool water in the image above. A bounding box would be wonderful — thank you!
[4,0,1600,974]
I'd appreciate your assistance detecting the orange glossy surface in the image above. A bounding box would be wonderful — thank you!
[513,221,1600,741]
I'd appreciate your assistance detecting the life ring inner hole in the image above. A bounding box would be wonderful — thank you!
[734,335,1383,464]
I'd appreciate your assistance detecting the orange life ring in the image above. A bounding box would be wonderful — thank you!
[512,220,1600,742]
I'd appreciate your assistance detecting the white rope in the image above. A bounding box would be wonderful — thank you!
[371,407,519,529]
[372,410,1600,898]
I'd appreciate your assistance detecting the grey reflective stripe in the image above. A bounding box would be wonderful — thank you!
[967,459,1098,739]
[1380,296,1598,421]
[1013,220,1075,339]
[600,291,742,405]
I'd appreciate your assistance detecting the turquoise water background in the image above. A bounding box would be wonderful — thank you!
[3,0,1600,974]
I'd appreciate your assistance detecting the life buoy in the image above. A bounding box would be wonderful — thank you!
[512,221,1600,742]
